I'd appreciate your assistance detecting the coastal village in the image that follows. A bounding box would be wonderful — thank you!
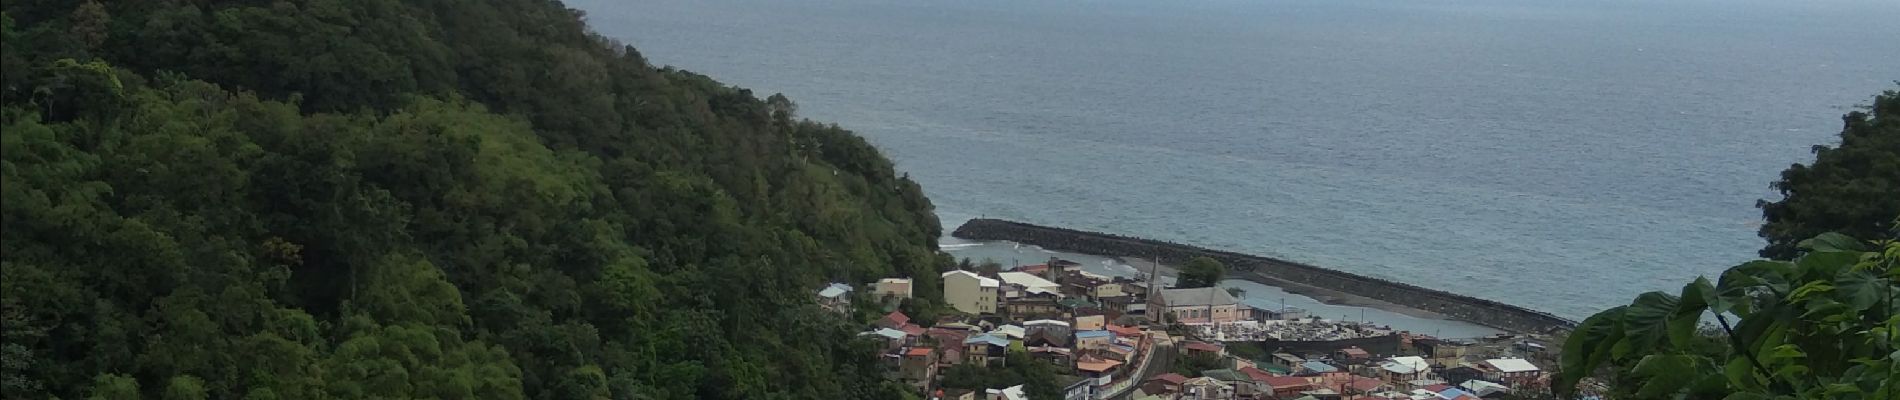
[820,258,1563,400]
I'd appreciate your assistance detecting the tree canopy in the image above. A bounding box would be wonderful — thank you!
[0,0,946,398]
[1758,89,1900,260]
[1177,257,1227,289]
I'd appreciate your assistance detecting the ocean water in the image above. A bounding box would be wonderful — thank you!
[570,0,1900,319]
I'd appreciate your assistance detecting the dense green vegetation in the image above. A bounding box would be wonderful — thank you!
[1176,257,1227,289]
[0,0,949,398]
[1758,89,1899,260]
[1171,352,1226,378]
[1555,233,1897,399]
[937,351,1065,399]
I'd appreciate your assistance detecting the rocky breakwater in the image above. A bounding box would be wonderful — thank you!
[951,218,1578,333]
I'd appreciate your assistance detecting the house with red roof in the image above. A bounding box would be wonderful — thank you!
[1318,372,1387,395]
[1145,372,1188,394]
[923,328,969,366]
[1239,366,1276,382]
[898,323,927,337]
[1336,346,1371,360]
[875,311,911,329]
[898,347,937,391]
[1183,340,1225,356]
[1017,264,1049,276]
[1074,354,1124,380]
[1261,375,1315,398]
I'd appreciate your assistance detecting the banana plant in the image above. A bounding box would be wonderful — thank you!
[1555,232,1899,399]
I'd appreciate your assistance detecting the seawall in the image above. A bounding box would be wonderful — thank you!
[951,218,1577,333]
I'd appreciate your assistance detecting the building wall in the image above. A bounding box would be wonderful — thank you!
[1093,283,1123,299]
[1074,315,1106,331]
[1063,380,1092,400]
[1166,304,1241,324]
[875,280,913,299]
[1075,335,1112,351]
[900,354,936,388]
[944,273,997,314]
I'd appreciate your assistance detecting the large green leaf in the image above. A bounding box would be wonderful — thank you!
[1796,250,1863,282]
[1719,260,1796,316]
[1557,305,1627,395]
[1725,356,1764,391]
[1797,232,1865,253]
[1671,277,1718,348]
[1631,354,1715,398]
[1620,292,1680,358]
[1832,269,1886,313]
[1732,306,1793,357]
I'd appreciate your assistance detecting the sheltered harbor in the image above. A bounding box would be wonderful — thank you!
[950,218,1577,333]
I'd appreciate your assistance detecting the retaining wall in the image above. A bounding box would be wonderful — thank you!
[951,219,1577,333]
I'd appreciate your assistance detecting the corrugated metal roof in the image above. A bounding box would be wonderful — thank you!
[818,282,853,298]
[964,333,1008,347]
[1483,358,1539,373]
[1302,361,1339,373]
[989,325,1025,339]
[1150,373,1188,384]
[1383,356,1429,374]
[864,328,905,340]
[1438,388,1475,400]
[997,272,1061,290]
[941,270,1000,287]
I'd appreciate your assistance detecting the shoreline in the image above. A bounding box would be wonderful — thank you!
[1116,257,1458,322]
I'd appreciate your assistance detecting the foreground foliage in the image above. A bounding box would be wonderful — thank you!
[0,0,945,398]
[1556,233,1899,399]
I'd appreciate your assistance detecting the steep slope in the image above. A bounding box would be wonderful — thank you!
[0,0,944,398]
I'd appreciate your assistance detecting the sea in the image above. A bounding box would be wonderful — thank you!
[569,0,1900,329]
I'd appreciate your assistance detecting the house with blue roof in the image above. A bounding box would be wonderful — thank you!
[817,282,853,312]
[963,333,1009,365]
[1299,360,1339,374]
[860,327,908,351]
[1437,387,1480,400]
[1073,330,1114,351]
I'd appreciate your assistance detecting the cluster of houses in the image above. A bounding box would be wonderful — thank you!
[820,259,1174,399]
[817,258,1555,400]
[1132,334,1550,400]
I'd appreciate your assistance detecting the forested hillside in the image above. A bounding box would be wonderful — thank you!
[0,0,947,398]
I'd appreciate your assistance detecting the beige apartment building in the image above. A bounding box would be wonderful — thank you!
[941,270,1000,314]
